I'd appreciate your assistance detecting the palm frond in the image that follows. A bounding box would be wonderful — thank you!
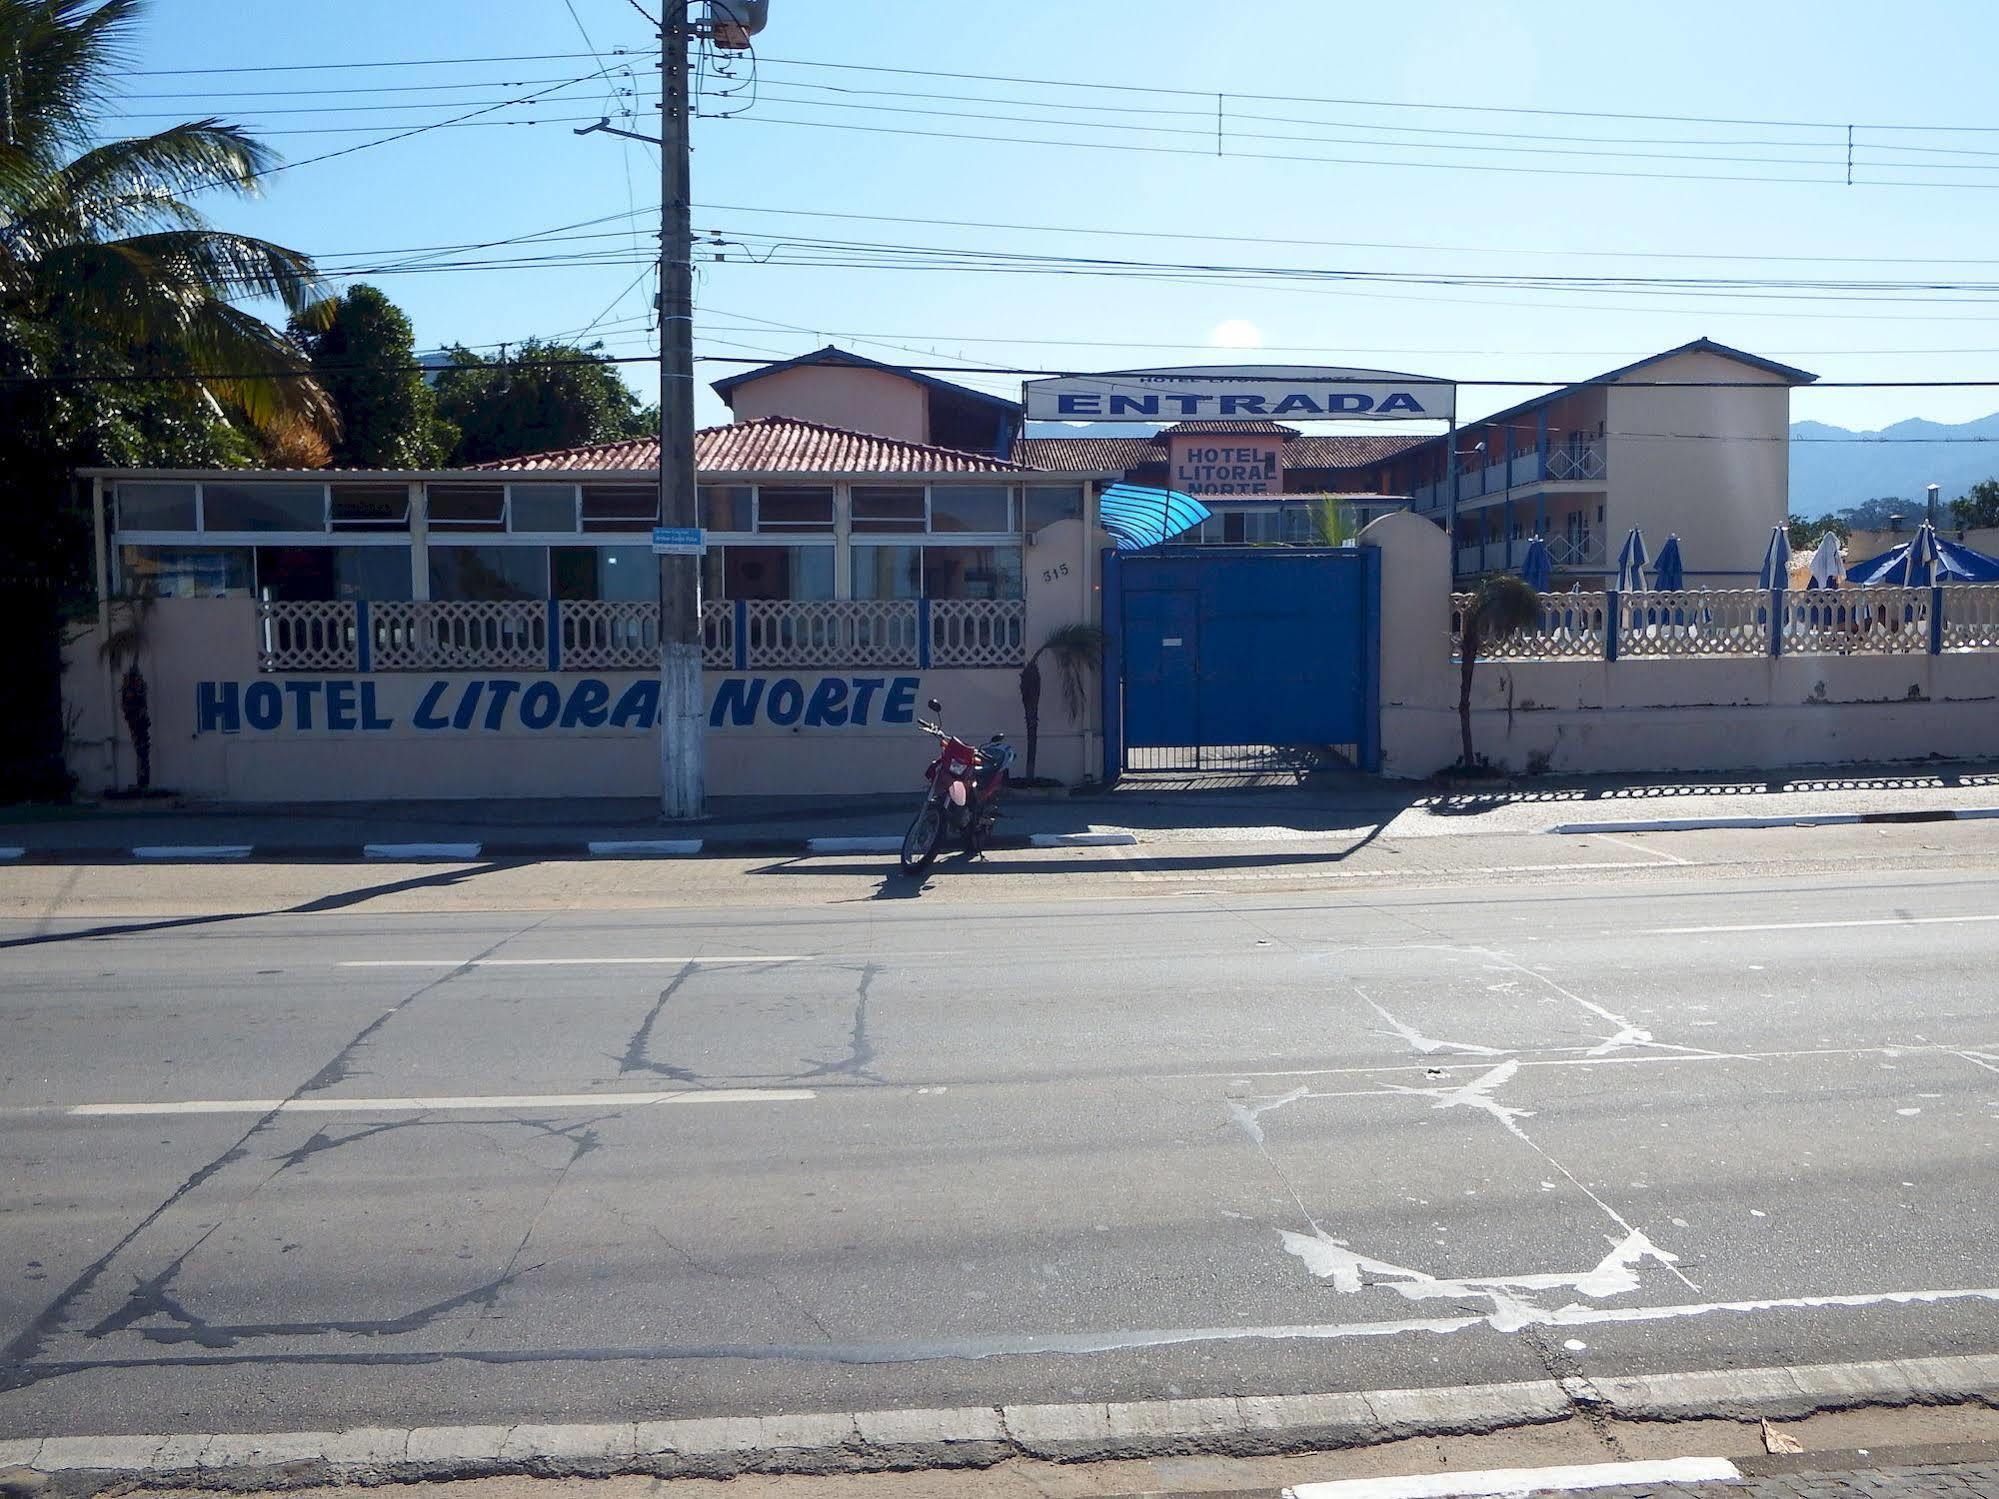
[1469,574,1541,640]
[179,297,335,431]
[41,122,279,213]
[1034,622,1105,722]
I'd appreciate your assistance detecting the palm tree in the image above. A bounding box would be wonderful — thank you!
[0,0,335,433]
[1308,496,1358,547]
[97,582,154,790]
[1455,574,1541,772]
[1018,622,1104,783]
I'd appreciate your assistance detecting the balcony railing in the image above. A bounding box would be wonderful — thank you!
[257,598,1028,673]
[1413,443,1609,512]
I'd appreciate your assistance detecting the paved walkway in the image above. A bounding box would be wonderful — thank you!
[1591,1459,1999,1494]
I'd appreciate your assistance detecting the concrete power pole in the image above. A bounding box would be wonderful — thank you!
[657,6,703,819]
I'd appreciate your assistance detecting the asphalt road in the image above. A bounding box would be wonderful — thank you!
[2,830,1997,1439]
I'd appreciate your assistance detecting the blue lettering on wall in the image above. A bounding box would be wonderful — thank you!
[519,680,561,730]
[413,681,450,730]
[359,681,393,731]
[850,678,886,724]
[560,678,611,728]
[609,679,660,729]
[244,681,283,732]
[482,679,522,731]
[803,677,850,727]
[883,677,918,724]
[283,680,321,730]
[765,677,804,726]
[451,680,484,730]
[325,680,357,731]
[198,681,240,734]
[709,677,764,727]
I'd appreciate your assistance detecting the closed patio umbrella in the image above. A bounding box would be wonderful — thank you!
[1757,526,1792,590]
[1519,536,1553,592]
[1650,535,1685,591]
[1615,527,1649,591]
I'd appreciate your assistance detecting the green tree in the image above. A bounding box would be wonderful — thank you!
[1787,512,1853,551]
[1950,479,1999,530]
[433,339,649,465]
[0,0,331,798]
[293,283,441,468]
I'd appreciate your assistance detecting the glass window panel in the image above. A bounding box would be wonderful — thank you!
[850,486,926,534]
[118,545,251,598]
[329,484,410,531]
[509,484,578,533]
[702,546,726,601]
[114,482,197,532]
[553,545,655,601]
[202,483,325,533]
[426,485,506,529]
[581,485,658,532]
[851,543,923,600]
[922,545,1022,600]
[699,485,751,531]
[755,486,835,532]
[1024,484,1082,532]
[428,545,548,601]
[256,546,411,601]
[723,544,834,600]
[928,484,1012,534]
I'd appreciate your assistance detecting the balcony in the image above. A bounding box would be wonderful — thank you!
[1412,441,1608,512]
[1454,532,1605,577]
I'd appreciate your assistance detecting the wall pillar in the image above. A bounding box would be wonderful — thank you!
[409,481,431,600]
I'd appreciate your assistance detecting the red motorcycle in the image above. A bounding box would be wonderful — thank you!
[899,697,1017,875]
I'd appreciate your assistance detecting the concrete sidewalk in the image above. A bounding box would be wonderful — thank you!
[5,762,1999,860]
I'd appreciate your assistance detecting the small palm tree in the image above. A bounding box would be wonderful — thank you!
[1309,497,1359,547]
[98,584,156,790]
[1018,622,1104,783]
[1455,574,1541,772]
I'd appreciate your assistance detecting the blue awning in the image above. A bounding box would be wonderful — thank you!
[1099,483,1213,551]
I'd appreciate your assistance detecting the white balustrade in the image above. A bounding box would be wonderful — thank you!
[371,600,548,671]
[1546,442,1606,481]
[929,599,1026,666]
[1941,584,1999,650]
[1783,587,1930,656]
[1451,591,1606,661]
[701,599,734,669]
[742,599,919,668]
[257,600,357,672]
[561,600,659,671]
[1616,589,1766,658]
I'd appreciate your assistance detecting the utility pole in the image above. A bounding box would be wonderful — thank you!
[657,4,703,819]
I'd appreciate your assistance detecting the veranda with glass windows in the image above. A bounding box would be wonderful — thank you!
[96,472,1087,671]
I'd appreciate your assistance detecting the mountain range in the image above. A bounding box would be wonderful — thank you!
[1788,414,1999,517]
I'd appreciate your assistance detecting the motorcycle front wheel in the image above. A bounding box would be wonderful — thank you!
[898,802,945,875]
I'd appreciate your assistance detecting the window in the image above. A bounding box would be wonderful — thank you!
[553,546,656,601]
[509,484,579,533]
[1024,485,1082,533]
[426,485,505,530]
[755,486,835,532]
[850,486,927,534]
[851,544,923,600]
[429,545,549,601]
[114,482,197,532]
[929,484,1012,534]
[924,545,1022,600]
[119,545,251,598]
[202,483,325,533]
[255,546,412,602]
[699,485,751,531]
[330,484,410,531]
[722,545,834,600]
[581,486,657,532]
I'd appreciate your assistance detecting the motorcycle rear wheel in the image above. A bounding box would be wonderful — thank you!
[899,802,945,875]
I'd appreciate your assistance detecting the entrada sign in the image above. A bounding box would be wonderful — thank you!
[1022,365,1455,423]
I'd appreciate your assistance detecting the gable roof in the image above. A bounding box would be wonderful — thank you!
[474,415,1044,475]
[708,345,1021,413]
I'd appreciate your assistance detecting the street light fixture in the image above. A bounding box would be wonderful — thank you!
[1928,482,1941,527]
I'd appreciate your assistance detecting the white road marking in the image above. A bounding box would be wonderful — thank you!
[1285,1457,1740,1498]
[1644,913,1999,935]
[362,842,482,860]
[1031,831,1139,847]
[336,955,807,968]
[1590,832,1689,865]
[67,1088,814,1117]
[1126,860,1666,883]
[0,847,24,859]
[586,839,703,856]
[131,845,253,860]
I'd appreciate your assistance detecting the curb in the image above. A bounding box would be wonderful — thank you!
[0,832,1141,865]
[4,1353,1995,1491]
[1549,806,1999,835]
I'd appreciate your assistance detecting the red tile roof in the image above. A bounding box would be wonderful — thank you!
[1010,437,1157,472]
[1279,434,1427,468]
[477,416,1042,475]
[1156,420,1301,437]
[1014,431,1423,476]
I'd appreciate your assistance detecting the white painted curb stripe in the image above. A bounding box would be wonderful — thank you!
[587,839,703,855]
[1031,831,1139,847]
[1644,912,1999,935]
[1285,1457,1741,1498]
[1549,807,1999,835]
[364,842,483,860]
[336,955,805,968]
[67,1087,814,1117]
[807,835,904,853]
[131,845,253,860]
[0,846,24,859]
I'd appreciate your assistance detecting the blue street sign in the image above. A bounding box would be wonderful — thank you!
[651,526,706,556]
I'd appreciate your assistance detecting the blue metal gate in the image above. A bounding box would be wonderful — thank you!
[1102,547,1380,776]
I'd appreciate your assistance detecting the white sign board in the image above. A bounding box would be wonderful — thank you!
[1022,365,1455,423]
[651,526,706,556]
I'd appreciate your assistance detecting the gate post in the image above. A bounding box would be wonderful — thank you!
[1100,547,1124,784]
[1359,545,1382,773]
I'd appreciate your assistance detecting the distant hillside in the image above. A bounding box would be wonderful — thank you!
[1791,413,1999,516]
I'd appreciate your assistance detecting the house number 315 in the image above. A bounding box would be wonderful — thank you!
[1040,562,1071,584]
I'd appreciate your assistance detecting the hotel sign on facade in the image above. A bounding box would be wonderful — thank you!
[1022,365,1456,423]
[1169,437,1281,495]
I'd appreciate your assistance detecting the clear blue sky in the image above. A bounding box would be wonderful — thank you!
[124,0,1999,436]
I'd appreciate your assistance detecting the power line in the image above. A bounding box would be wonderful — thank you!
[126,50,616,77]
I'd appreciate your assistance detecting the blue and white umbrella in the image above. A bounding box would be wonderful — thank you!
[1615,527,1649,591]
[1098,483,1212,551]
[1650,535,1685,591]
[1519,536,1553,592]
[1893,521,1942,586]
[1757,526,1792,590]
